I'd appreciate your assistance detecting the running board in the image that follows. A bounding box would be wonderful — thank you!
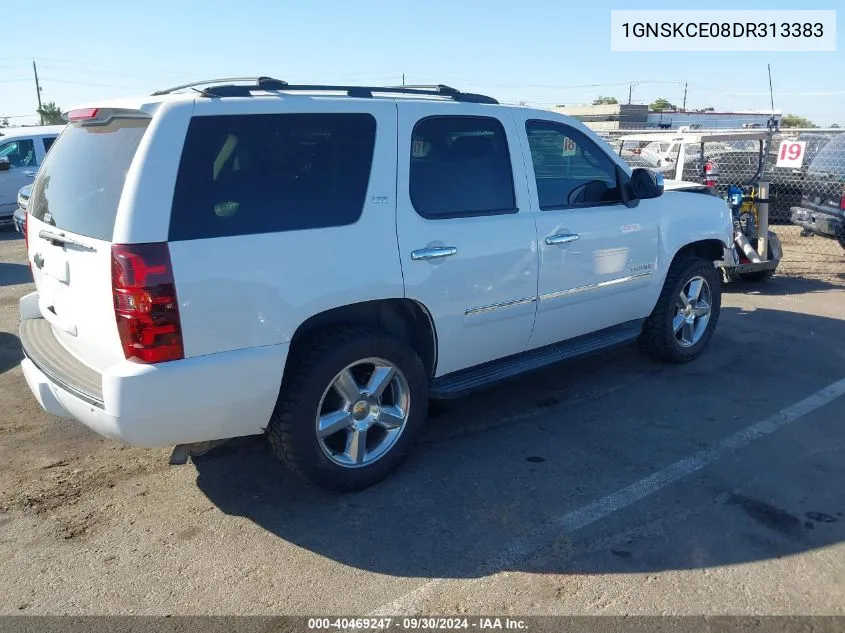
[430,319,644,399]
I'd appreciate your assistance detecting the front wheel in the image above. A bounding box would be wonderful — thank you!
[267,326,429,492]
[640,256,721,363]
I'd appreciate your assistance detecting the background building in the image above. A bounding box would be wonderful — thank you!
[553,104,781,131]
[551,104,648,130]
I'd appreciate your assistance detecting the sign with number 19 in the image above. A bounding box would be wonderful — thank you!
[776,140,807,168]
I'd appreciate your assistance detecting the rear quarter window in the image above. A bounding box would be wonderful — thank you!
[169,113,377,241]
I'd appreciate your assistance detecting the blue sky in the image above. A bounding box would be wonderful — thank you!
[2,0,842,126]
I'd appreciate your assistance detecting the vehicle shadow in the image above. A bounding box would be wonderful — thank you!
[0,331,24,375]
[723,274,844,296]
[194,306,845,579]
[0,262,31,287]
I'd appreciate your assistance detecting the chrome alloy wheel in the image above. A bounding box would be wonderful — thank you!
[673,275,712,348]
[315,358,411,468]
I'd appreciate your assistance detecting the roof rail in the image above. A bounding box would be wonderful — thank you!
[151,76,288,96]
[153,78,498,104]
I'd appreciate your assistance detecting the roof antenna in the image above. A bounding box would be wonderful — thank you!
[767,63,778,131]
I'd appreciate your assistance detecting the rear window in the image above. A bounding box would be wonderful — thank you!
[169,113,377,241]
[29,119,149,241]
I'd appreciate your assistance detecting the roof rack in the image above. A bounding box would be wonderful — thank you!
[152,77,498,104]
[151,76,288,96]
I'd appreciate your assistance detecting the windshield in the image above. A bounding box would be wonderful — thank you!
[641,142,670,156]
[807,134,845,177]
[28,118,149,241]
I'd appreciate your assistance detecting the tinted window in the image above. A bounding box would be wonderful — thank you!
[29,119,150,240]
[0,138,37,167]
[169,113,376,240]
[42,136,57,153]
[526,121,621,209]
[808,134,845,177]
[409,116,516,219]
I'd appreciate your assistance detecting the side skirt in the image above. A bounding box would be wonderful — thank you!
[430,319,644,399]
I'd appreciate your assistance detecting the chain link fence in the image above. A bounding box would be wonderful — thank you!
[596,128,845,278]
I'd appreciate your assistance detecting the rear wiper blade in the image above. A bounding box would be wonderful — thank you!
[38,229,96,251]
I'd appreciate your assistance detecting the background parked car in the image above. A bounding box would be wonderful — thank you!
[13,184,31,233]
[0,125,64,227]
[790,133,845,249]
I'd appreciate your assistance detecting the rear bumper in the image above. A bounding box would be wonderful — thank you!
[19,300,288,447]
[790,206,845,241]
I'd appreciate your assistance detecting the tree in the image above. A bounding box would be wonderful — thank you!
[831,123,840,128]
[0,118,9,128]
[649,97,677,111]
[36,101,64,125]
[780,113,816,128]
[592,96,618,105]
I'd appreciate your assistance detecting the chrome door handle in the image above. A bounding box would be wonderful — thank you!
[545,233,580,246]
[411,246,458,261]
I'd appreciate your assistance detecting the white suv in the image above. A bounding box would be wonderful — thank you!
[19,78,734,491]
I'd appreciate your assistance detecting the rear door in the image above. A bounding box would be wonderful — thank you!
[396,103,538,376]
[26,113,153,372]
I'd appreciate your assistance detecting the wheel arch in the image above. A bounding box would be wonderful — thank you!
[669,238,728,267]
[288,299,438,378]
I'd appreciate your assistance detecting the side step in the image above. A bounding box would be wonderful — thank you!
[430,319,644,399]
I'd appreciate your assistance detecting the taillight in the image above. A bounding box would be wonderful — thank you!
[703,161,717,187]
[840,188,845,211]
[111,243,183,363]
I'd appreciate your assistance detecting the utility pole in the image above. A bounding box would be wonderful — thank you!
[33,60,44,125]
[402,73,405,86]
[627,83,633,104]
[682,82,688,111]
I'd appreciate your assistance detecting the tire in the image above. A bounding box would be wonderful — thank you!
[640,256,721,363]
[267,325,429,492]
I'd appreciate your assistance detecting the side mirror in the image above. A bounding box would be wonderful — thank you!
[0,157,10,172]
[630,168,664,200]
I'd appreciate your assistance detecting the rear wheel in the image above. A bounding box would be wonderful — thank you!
[267,326,428,491]
[640,256,721,363]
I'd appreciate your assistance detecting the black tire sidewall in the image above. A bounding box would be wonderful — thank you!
[664,259,721,361]
[279,332,428,491]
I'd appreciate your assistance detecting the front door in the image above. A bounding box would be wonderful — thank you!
[0,137,39,215]
[395,103,539,377]
[512,115,659,350]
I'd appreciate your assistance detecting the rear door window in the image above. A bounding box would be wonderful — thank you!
[169,113,377,241]
[409,115,516,219]
[28,118,150,240]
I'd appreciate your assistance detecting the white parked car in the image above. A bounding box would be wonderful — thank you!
[18,79,734,491]
[0,125,64,226]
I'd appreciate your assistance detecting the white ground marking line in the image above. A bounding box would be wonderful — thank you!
[368,376,845,617]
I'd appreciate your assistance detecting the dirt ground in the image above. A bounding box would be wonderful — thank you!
[0,228,843,616]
